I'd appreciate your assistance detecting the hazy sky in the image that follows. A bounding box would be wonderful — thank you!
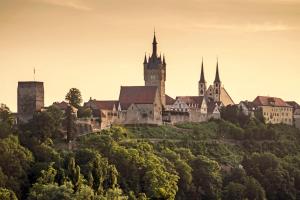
[1,0,300,111]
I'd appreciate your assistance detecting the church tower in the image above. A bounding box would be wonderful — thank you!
[213,60,221,102]
[144,32,166,106]
[198,58,207,96]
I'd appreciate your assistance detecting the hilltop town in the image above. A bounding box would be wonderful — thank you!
[15,33,300,132]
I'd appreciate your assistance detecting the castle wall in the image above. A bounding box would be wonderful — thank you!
[121,104,162,125]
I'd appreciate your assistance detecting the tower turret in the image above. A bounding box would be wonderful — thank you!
[198,58,207,96]
[213,59,221,101]
[152,32,158,58]
[144,31,166,106]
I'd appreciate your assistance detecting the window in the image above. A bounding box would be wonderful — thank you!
[150,75,156,80]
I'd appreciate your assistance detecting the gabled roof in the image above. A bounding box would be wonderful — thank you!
[165,94,175,105]
[253,96,292,107]
[85,100,119,110]
[119,86,158,109]
[286,101,300,109]
[220,87,235,106]
[176,96,205,106]
[52,101,69,110]
[207,101,219,114]
[240,100,257,110]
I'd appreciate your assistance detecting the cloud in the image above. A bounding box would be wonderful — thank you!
[33,0,92,11]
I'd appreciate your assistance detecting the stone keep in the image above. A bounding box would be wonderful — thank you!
[17,81,44,122]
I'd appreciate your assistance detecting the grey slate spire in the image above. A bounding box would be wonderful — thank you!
[199,58,206,83]
[214,59,221,83]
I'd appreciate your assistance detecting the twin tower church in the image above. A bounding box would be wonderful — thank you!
[84,32,235,128]
[144,32,234,108]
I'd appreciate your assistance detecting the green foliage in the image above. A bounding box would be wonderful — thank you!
[77,107,92,118]
[242,152,296,200]
[0,136,33,198]
[0,104,15,138]
[190,155,222,200]
[65,88,82,109]
[27,181,75,200]
[2,114,300,200]
[0,104,14,127]
[0,187,18,200]
[223,182,246,200]
[220,104,250,127]
[20,107,64,143]
[65,105,77,142]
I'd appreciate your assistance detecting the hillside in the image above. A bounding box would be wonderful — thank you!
[1,115,300,199]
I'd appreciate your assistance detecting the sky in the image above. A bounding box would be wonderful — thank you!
[0,0,300,112]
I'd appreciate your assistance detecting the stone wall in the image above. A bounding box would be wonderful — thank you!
[122,104,162,125]
[17,81,44,123]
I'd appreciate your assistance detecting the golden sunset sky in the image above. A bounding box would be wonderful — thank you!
[1,0,300,111]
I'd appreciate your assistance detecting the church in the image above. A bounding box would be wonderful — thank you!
[84,32,234,128]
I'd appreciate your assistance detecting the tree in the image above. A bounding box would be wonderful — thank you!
[0,104,14,127]
[223,182,246,200]
[46,106,64,138]
[0,187,18,200]
[67,157,83,192]
[27,182,74,200]
[0,104,15,138]
[21,106,64,143]
[0,136,33,198]
[77,107,92,118]
[65,88,82,109]
[243,177,266,200]
[220,104,251,127]
[65,105,77,143]
[242,152,295,200]
[190,155,222,200]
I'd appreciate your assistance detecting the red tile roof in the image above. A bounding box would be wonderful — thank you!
[52,101,69,110]
[165,94,175,105]
[253,96,292,107]
[119,86,158,109]
[85,100,119,110]
[286,101,300,109]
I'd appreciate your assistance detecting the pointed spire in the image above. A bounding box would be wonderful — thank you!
[152,30,157,57]
[199,57,206,83]
[214,58,221,83]
[153,28,157,44]
[143,53,147,64]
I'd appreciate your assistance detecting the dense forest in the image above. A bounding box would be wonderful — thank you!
[1,103,300,200]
